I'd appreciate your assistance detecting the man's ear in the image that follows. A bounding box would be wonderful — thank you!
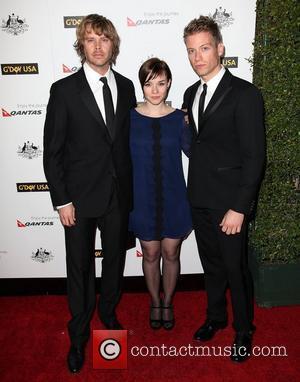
[218,43,225,58]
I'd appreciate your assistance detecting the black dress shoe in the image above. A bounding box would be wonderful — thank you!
[230,331,252,363]
[102,318,123,330]
[193,319,227,341]
[67,345,84,373]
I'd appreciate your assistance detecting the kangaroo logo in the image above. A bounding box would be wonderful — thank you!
[209,7,234,28]
[1,13,29,35]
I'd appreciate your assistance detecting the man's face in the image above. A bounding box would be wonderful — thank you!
[83,27,113,74]
[185,31,224,81]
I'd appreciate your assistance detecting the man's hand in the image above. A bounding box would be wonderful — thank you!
[58,203,76,227]
[182,108,189,124]
[220,209,244,235]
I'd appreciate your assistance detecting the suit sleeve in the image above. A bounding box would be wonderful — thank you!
[129,80,137,108]
[180,116,192,157]
[43,83,71,207]
[233,85,266,214]
[182,88,189,109]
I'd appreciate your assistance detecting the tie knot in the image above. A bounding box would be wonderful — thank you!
[100,77,108,85]
[202,83,207,93]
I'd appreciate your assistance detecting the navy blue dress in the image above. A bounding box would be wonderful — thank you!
[129,108,192,241]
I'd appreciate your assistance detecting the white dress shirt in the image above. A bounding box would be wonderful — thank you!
[83,62,118,118]
[56,63,118,210]
[192,66,226,132]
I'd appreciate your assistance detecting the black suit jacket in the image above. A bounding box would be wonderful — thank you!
[183,69,265,215]
[43,67,136,217]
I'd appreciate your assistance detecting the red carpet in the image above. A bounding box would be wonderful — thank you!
[0,291,299,382]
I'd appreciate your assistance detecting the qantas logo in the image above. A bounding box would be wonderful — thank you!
[17,219,54,227]
[62,64,72,73]
[127,17,136,26]
[2,107,42,116]
[127,17,170,26]
[2,108,11,117]
[62,64,79,73]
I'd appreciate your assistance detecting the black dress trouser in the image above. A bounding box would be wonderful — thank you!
[191,207,254,332]
[64,184,128,347]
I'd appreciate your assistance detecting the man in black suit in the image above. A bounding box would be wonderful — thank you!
[43,14,136,373]
[183,16,265,362]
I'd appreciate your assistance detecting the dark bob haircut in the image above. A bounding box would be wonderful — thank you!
[138,57,172,89]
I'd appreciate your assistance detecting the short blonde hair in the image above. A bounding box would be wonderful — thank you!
[184,16,223,46]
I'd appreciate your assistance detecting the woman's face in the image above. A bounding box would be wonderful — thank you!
[143,72,171,106]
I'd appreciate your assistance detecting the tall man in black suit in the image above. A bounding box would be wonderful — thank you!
[43,14,136,373]
[183,16,265,362]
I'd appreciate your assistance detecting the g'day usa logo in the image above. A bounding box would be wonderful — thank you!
[31,248,53,263]
[17,141,42,159]
[1,63,38,75]
[1,13,29,35]
[209,6,234,28]
[222,57,238,68]
[16,182,49,192]
[63,16,83,28]
[127,11,179,27]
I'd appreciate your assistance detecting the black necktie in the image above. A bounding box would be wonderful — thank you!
[100,77,115,138]
[198,83,207,130]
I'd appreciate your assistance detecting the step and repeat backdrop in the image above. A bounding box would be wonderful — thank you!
[0,0,256,278]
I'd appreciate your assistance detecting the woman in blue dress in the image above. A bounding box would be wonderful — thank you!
[129,58,192,330]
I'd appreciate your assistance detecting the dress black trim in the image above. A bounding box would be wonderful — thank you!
[152,119,163,240]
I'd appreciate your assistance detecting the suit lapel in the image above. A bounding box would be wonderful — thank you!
[76,68,112,143]
[198,69,233,136]
[112,70,128,140]
[188,80,201,136]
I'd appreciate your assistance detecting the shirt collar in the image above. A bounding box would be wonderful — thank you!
[201,65,226,92]
[83,62,113,85]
